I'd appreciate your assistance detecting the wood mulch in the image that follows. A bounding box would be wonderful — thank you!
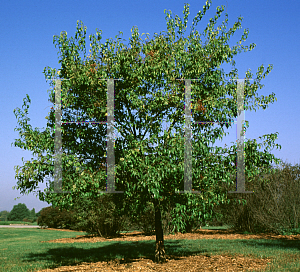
[35,227,300,272]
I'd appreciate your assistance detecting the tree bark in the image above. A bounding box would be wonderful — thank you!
[153,198,166,263]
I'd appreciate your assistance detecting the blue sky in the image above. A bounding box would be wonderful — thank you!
[1,0,299,214]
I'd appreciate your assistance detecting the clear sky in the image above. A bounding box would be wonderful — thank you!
[1,0,299,214]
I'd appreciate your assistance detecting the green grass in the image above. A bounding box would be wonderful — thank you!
[1,225,300,272]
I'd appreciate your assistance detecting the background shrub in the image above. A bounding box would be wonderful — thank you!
[69,193,132,237]
[37,206,76,229]
[206,160,300,235]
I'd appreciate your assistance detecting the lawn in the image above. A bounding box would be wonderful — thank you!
[1,224,300,271]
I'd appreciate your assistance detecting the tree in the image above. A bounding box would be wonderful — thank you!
[7,203,30,221]
[0,211,10,221]
[12,1,283,263]
[35,208,46,219]
[28,208,37,222]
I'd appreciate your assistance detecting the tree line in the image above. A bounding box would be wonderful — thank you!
[0,203,42,222]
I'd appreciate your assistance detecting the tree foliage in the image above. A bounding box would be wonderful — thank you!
[7,203,30,221]
[37,205,76,229]
[12,1,283,263]
[0,211,10,222]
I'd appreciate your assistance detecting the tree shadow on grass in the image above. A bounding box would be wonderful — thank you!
[23,240,213,269]
[237,238,300,253]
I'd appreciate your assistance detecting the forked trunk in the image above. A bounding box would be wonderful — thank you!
[153,198,166,263]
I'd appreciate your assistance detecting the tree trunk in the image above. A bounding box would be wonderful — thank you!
[153,198,166,263]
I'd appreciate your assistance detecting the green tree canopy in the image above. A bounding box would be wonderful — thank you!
[7,203,30,221]
[28,208,37,222]
[0,211,10,222]
[12,1,283,263]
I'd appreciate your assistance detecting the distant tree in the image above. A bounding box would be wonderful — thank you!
[7,203,30,221]
[27,208,37,222]
[0,211,10,221]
